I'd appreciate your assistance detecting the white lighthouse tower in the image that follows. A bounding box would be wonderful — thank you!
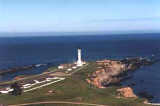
[76,48,83,66]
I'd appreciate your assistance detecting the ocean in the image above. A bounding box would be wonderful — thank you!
[0,33,160,102]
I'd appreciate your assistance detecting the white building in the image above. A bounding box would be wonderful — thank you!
[34,80,40,84]
[58,65,64,69]
[23,84,32,89]
[67,68,72,71]
[72,66,77,69]
[0,87,13,94]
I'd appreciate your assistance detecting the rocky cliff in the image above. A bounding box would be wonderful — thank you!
[86,57,153,88]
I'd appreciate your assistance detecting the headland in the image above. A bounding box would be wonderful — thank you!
[0,55,156,106]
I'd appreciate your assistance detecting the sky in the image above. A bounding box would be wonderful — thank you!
[0,0,160,34]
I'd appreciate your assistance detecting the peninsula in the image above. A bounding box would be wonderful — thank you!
[0,49,156,106]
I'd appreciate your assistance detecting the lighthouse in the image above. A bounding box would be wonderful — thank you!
[76,48,83,66]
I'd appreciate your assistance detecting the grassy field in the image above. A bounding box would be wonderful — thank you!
[0,62,149,106]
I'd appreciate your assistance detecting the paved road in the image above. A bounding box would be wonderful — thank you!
[9,101,107,106]
[23,64,88,92]
[23,78,65,92]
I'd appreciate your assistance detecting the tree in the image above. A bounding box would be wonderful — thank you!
[10,82,22,96]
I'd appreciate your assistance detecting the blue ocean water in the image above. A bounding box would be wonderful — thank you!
[0,33,160,102]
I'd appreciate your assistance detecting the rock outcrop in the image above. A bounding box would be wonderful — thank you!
[138,91,154,100]
[14,75,27,80]
[87,57,153,88]
[0,63,48,75]
[117,87,137,98]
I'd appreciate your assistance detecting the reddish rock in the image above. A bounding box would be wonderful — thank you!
[117,87,137,98]
[48,90,54,93]
[14,75,26,80]
[87,59,124,88]
[86,79,91,84]
[87,58,152,88]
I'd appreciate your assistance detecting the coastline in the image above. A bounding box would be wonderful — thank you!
[0,57,157,105]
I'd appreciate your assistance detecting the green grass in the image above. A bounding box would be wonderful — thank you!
[0,62,149,106]
[28,104,85,106]
[47,66,57,72]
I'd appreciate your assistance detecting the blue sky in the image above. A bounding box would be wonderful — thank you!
[0,0,160,33]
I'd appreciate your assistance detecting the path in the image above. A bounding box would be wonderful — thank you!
[9,101,107,106]
[21,64,88,92]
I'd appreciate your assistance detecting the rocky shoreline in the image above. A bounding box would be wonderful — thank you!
[86,57,154,88]
[86,57,155,99]
[0,63,49,75]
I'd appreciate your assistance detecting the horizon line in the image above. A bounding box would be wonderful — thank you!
[0,31,160,38]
